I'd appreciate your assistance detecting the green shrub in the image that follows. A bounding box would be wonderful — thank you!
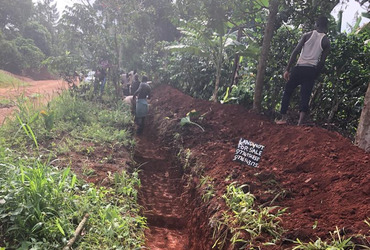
[211,182,286,249]
[0,159,145,249]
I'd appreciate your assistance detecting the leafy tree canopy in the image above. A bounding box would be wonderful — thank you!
[23,21,52,56]
[0,0,33,32]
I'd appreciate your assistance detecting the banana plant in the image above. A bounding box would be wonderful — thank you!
[166,0,259,102]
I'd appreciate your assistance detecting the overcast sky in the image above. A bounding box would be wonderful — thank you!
[55,0,75,12]
[332,0,370,32]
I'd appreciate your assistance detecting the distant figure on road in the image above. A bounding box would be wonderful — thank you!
[276,16,331,125]
[133,76,151,135]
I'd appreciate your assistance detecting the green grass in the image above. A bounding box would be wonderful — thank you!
[0,70,29,88]
[0,84,145,249]
[293,227,355,249]
[0,160,146,249]
[198,175,215,202]
[0,98,14,108]
[210,182,286,249]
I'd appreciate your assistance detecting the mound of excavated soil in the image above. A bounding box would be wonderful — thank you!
[147,84,369,248]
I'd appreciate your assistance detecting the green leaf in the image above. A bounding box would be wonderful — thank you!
[31,222,43,233]
[71,174,77,188]
[180,116,191,126]
[12,207,23,216]
[55,218,65,236]
[257,0,269,8]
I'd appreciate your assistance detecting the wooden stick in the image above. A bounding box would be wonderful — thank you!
[63,213,89,250]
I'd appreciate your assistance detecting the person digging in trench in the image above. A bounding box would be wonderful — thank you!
[276,16,331,126]
[132,76,151,135]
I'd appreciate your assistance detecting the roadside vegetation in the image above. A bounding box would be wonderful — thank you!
[0,84,146,249]
[0,70,28,88]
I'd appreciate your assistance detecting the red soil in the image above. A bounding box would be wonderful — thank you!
[0,70,68,124]
[144,84,369,248]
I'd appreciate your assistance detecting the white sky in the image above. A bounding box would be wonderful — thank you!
[56,0,73,12]
[33,0,78,13]
[331,0,370,32]
[35,0,369,32]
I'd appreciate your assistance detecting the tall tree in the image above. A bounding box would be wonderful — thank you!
[253,0,279,112]
[252,0,341,112]
[32,0,59,53]
[23,21,52,56]
[170,0,262,102]
[355,82,370,152]
[33,0,59,28]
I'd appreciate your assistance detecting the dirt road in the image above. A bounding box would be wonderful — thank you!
[0,77,68,124]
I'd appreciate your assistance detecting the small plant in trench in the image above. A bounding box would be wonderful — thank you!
[180,109,205,132]
[178,148,193,170]
[210,182,286,249]
[199,175,215,202]
[292,227,355,250]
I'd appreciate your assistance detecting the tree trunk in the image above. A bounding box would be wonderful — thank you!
[211,35,224,102]
[230,27,243,87]
[113,25,122,98]
[212,66,221,102]
[355,82,370,152]
[253,0,279,112]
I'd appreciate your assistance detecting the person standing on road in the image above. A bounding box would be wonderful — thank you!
[276,16,331,125]
[133,76,151,135]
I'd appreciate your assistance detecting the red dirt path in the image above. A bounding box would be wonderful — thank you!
[0,71,68,124]
[145,84,369,248]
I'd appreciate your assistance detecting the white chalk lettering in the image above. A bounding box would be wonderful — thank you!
[233,155,245,162]
[235,138,264,167]
[246,153,260,162]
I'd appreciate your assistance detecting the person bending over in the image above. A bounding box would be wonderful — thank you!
[133,76,151,135]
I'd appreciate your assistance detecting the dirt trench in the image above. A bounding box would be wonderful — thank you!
[134,117,209,249]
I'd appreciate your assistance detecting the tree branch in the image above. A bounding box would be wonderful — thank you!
[63,213,89,250]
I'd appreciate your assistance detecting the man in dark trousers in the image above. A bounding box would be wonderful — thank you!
[133,76,151,135]
[276,16,331,125]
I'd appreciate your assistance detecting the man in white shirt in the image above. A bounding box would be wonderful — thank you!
[276,16,331,125]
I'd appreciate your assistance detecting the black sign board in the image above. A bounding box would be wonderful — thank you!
[233,138,265,167]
